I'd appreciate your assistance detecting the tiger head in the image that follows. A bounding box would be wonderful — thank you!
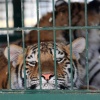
[55,0,100,26]
[4,37,85,89]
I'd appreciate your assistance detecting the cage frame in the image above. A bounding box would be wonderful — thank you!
[0,0,100,99]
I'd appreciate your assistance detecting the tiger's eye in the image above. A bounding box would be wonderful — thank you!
[30,61,36,65]
[28,57,30,59]
[68,68,71,73]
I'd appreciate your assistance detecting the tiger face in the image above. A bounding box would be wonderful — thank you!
[4,38,85,89]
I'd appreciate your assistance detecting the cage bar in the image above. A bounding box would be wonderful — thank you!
[84,0,89,89]
[5,0,11,89]
[68,0,73,90]
[36,0,42,90]
[21,0,27,89]
[0,0,99,95]
[52,0,57,90]
[0,26,99,31]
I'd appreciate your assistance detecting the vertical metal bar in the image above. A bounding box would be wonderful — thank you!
[21,0,24,27]
[36,0,42,89]
[5,0,11,89]
[68,0,73,90]
[21,0,26,89]
[52,0,57,89]
[84,0,89,89]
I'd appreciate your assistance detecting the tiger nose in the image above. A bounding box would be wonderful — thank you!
[42,73,53,80]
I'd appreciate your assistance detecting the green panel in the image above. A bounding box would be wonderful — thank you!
[0,93,100,100]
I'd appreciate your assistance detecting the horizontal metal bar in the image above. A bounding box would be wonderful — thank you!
[0,89,100,94]
[0,26,99,31]
[1,94,100,100]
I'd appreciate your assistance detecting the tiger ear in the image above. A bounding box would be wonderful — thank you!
[4,44,23,67]
[68,37,86,60]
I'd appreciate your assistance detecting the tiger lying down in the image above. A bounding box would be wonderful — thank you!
[0,37,87,90]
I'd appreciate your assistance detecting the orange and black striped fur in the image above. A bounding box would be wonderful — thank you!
[0,38,87,89]
[0,0,99,90]
[55,0,100,88]
[15,0,100,46]
[16,0,100,89]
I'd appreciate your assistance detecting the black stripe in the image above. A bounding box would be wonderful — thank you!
[15,65,19,79]
[89,62,99,73]
[63,70,67,75]
[71,3,75,14]
[5,73,9,89]
[88,52,95,63]
[30,84,36,89]
[20,64,24,87]
[31,46,38,51]
[71,3,82,14]
[98,48,100,54]
[73,59,77,68]
[2,81,4,89]
[2,73,9,89]
[71,3,83,26]
[89,69,100,84]
[60,85,66,89]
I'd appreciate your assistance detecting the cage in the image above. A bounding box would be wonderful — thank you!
[0,0,100,99]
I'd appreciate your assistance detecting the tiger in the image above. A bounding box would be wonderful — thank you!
[0,37,86,89]
[15,0,99,89]
[0,0,99,90]
[54,0,100,88]
[17,0,100,89]
[15,0,100,47]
